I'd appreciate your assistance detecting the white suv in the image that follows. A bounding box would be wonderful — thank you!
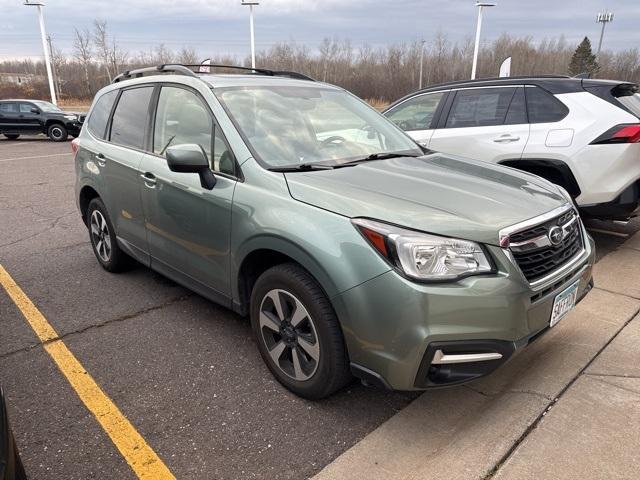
[384,76,640,220]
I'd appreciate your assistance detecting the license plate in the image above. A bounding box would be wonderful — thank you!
[550,281,580,327]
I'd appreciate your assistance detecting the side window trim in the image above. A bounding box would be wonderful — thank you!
[437,90,457,129]
[502,86,526,125]
[150,82,241,180]
[430,90,450,129]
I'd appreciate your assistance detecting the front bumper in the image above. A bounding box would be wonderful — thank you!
[332,233,595,391]
[64,120,82,136]
[580,182,640,220]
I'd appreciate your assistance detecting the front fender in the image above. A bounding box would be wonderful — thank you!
[233,234,342,301]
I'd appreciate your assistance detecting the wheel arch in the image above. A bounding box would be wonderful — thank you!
[233,237,340,317]
[78,184,101,225]
[45,119,65,129]
[499,158,581,197]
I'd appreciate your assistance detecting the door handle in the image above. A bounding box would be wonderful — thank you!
[141,172,157,188]
[493,134,520,143]
[95,153,106,167]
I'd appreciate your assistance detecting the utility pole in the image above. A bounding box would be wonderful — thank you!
[23,1,57,105]
[596,12,614,55]
[418,39,426,89]
[471,2,496,80]
[47,35,61,100]
[241,1,259,69]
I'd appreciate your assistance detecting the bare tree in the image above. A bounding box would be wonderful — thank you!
[73,28,92,96]
[178,47,198,65]
[2,31,639,103]
[93,20,113,82]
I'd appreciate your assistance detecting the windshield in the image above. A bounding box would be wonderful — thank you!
[215,85,422,168]
[32,100,62,113]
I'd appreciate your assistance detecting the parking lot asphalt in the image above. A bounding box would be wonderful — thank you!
[1,136,638,480]
[0,137,417,480]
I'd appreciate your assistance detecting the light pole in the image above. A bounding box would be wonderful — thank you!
[418,39,426,89]
[596,12,614,55]
[23,1,57,105]
[241,0,259,69]
[471,1,496,80]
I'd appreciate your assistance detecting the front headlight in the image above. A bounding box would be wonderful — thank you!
[352,218,493,281]
[64,114,77,121]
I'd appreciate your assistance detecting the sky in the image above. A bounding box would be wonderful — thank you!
[0,0,638,61]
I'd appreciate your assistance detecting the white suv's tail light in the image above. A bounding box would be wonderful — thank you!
[591,124,640,144]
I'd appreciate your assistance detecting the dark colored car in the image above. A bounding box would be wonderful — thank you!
[0,99,83,142]
[0,388,26,480]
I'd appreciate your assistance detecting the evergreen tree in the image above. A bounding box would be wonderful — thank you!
[568,37,599,76]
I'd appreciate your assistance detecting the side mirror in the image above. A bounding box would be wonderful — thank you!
[30,107,40,114]
[166,144,216,190]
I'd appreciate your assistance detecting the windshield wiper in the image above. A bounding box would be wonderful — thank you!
[341,151,422,165]
[268,162,338,172]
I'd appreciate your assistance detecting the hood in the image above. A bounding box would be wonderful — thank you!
[50,110,82,117]
[285,154,568,246]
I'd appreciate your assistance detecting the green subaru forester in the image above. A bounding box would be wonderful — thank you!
[74,65,594,399]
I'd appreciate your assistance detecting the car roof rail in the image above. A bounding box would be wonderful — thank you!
[112,63,315,84]
[112,64,198,83]
[181,64,315,81]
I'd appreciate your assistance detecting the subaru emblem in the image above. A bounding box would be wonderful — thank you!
[548,226,564,245]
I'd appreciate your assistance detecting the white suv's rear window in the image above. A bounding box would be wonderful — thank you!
[617,93,640,118]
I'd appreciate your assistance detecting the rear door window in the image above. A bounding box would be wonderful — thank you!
[88,90,118,139]
[445,88,517,128]
[109,86,154,149]
[525,86,568,123]
[386,92,447,131]
[0,103,17,113]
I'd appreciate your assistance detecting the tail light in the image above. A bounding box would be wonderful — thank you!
[591,124,640,144]
[71,138,80,155]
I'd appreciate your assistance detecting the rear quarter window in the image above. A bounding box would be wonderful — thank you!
[525,86,568,123]
[87,90,118,139]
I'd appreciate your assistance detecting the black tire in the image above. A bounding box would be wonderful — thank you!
[250,263,352,399]
[47,123,68,142]
[3,134,19,140]
[86,198,131,272]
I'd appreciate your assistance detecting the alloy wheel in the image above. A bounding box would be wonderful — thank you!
[90,210,112,262]
[259,289,320,381]
[50,127,64,140]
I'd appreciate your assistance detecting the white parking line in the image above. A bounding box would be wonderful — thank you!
[0,152,72,163]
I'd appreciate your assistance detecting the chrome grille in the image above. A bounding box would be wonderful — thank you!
[509,209,583,283]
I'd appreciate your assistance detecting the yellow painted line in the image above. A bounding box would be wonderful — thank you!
[0,264,175,480]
